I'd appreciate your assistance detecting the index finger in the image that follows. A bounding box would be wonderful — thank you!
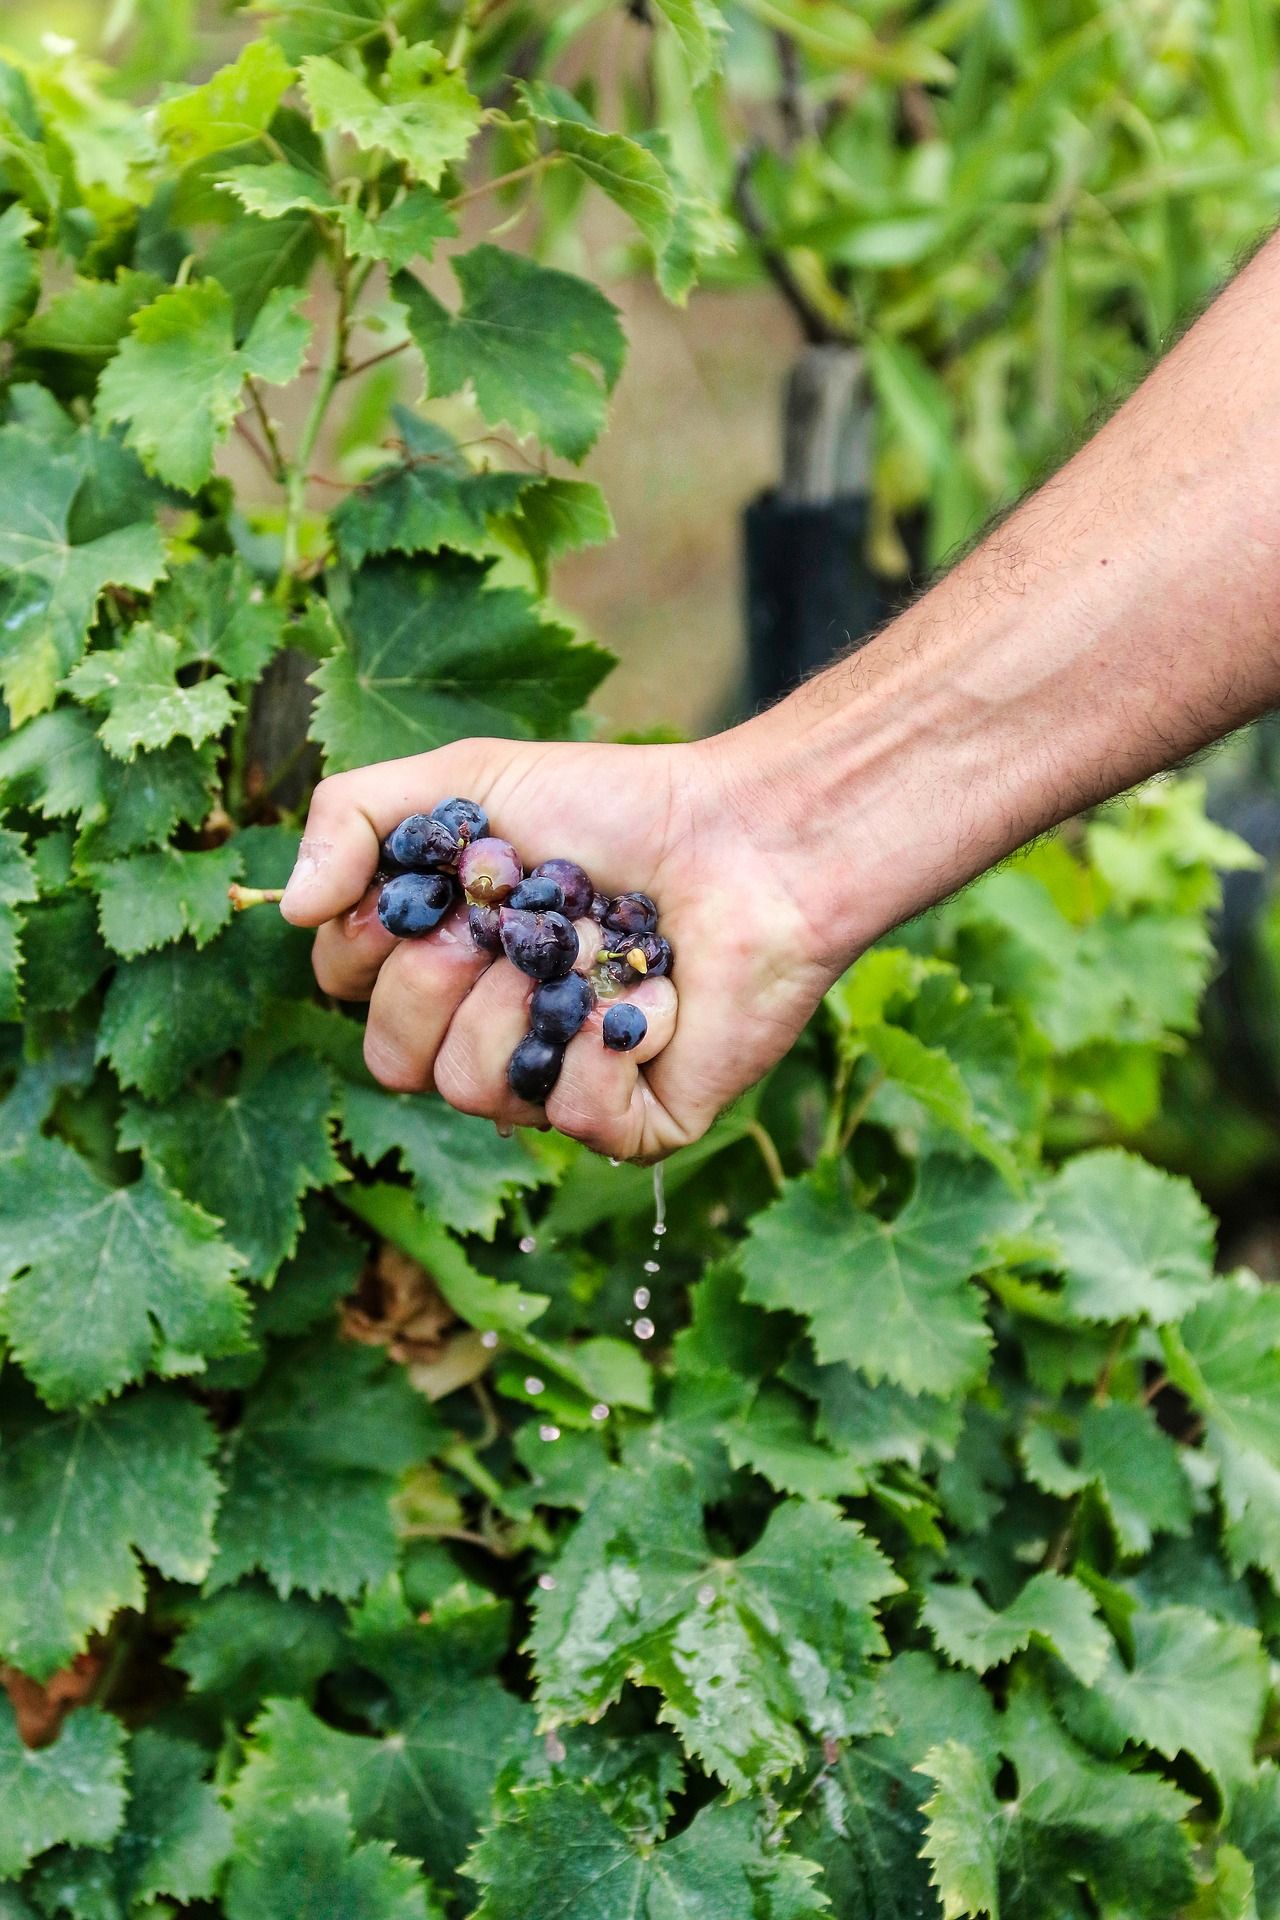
[279,744,496,928]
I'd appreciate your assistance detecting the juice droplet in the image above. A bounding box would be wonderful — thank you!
[652,1161,666,1235]
[539,1423,561,1443]
[496,1123,514,1139]
[480,1330,499,1349]
[697,1583,716,1607]
[537,1572,557,1591]
[590,1402,609,1422]
[634,1316,655,1342]
[633,1286,650,1311]
[608,1157,621,1168]
[524,1375,544,1396]
[652,1223,667,1238]
[643,1259,660,1275]
[518,1234,537,1254]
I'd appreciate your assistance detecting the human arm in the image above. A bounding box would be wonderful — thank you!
[281,228,1280,1158]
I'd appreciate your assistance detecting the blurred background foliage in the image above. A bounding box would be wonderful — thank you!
[7,0,1280,1214]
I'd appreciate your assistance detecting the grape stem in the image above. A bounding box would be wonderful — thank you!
[228,884,285,911]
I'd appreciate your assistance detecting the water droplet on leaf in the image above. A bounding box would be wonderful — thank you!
[518,1234,537,1254]
[480,1330,499,1349]
[590,1402,609,1422]
[524,1375,544,1396]
[697,1583,716,1607]
[537,1572,557,1591]
[539,1423,561,1442]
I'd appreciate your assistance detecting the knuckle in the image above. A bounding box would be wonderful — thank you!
[433,1047,497,1118]
[363,1027,428,1094]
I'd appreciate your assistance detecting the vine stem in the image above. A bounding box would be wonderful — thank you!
[450,153,562,209]
[746,1119,786,1195]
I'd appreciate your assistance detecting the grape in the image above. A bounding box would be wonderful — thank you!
[508,1032,565,1103]
[604,892,658,937]
[508,875,565,913]
[499,907,579,981]
[602,1004,648,1053]
[468,903,503,953]
[383,813,458,873]
[531,972,595,1044]
[431,797,489,845]
[589,891,611,924]
[458,837,522,904]
[531,859,593,920]
[378,871,456,936]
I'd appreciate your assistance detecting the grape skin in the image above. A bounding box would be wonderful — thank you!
[508,875,566,913]
[383,814,458,873]
[531,972,595,1044]
[531,859,593,920]
[431,797,489,844]
[508,1032,565,1102]
[459,837,522,904]
[604,892,658,937]
[499,908,580,981]
[602,1004,648,1053]
[468,903,503,953]
[378,871,456,936]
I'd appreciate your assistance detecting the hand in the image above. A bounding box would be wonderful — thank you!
[279,733,839,1160]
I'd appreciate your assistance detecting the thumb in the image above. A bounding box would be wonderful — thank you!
[279,742,502,928]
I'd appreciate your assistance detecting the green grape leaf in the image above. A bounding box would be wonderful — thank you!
[791,1652,997,1920]
[226,1796,439,1920]
[66,623,237,760]
[0,1134,247,1408]
[19,268,164,383]
[650,0,728,84]
[89,841,244,956]
[309,557,611,771]
[96,281,311,491]
[170,1582,346,1717]
[151,554,287,681]
[789,1351,964,1470]
[300,42,480,185]
[741,1156,1018,1396]
[1062,1603,1268,1796]
[725,1383,868,1499]
[201,207,320,334]
[32,1731,232,1911]
[466,1787,826,1919]
[506,476,614,567]
[1022,1401,1194,1556]
[1040,1148,1215,1324]
[517,83,676,255]
[0,709,107,825]
[1,825,43,1019]
[0,1384,220,1677]
[255,1194,365,1337]
[396,247,625,462]
[75,739,218,859]
[921,1572,1110,1686]
[1228,1768,1280,1920]
[1164,1274,1280,1579]
[19,893,110,1014]
[259,0,390,59]
[211,1336,441,1599]
[531,1459,900,1793]
[231,1679,531,1889]
[0,424,167,722]
[220,165,457,270]
[332,421,531,566]
[918,1740,1000,1920]
[121,1052,341,1280]
[339,1080,547,1238]
[342,1185,550,1334]
[0,202,37,336]
[156,39,296,163]
[0,1700,126,1880]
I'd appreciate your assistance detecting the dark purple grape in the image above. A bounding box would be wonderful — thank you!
[589,891,611,924]
[604,892,658,937]
[468,903,503,953]
[384,813,458,873]
[458,837,521,904]
[603,1004,647,1053]
[508,1031,565,1103]
[378,871,455,936]
[531,972,594,1045]
[624,931,672,977]
[508,875,565,913]
[531,859,594,920]
[499,908,579,981]
[431,797,489,845]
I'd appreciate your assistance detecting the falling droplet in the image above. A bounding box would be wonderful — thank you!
[539,1423,561,1442]
[608,1157,621,1168]
[496,1123,514,1139]
[590,1402,609,1422]
[697,1583,716,1607]
[653,1223,667,1238]
[518,1234,537,1254]
[524,1375,544,1396]
[537,1572,557,1591]
[480,1330,499,1350]
[633,1286,650,1311]
[634,1317,655,1342]
[643,1259,660,1275]
[652,1161,666,1235]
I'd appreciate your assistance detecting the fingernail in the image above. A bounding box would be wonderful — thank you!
[280,840,326,916]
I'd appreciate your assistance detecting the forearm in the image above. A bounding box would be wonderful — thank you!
[733,227,1280,967]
